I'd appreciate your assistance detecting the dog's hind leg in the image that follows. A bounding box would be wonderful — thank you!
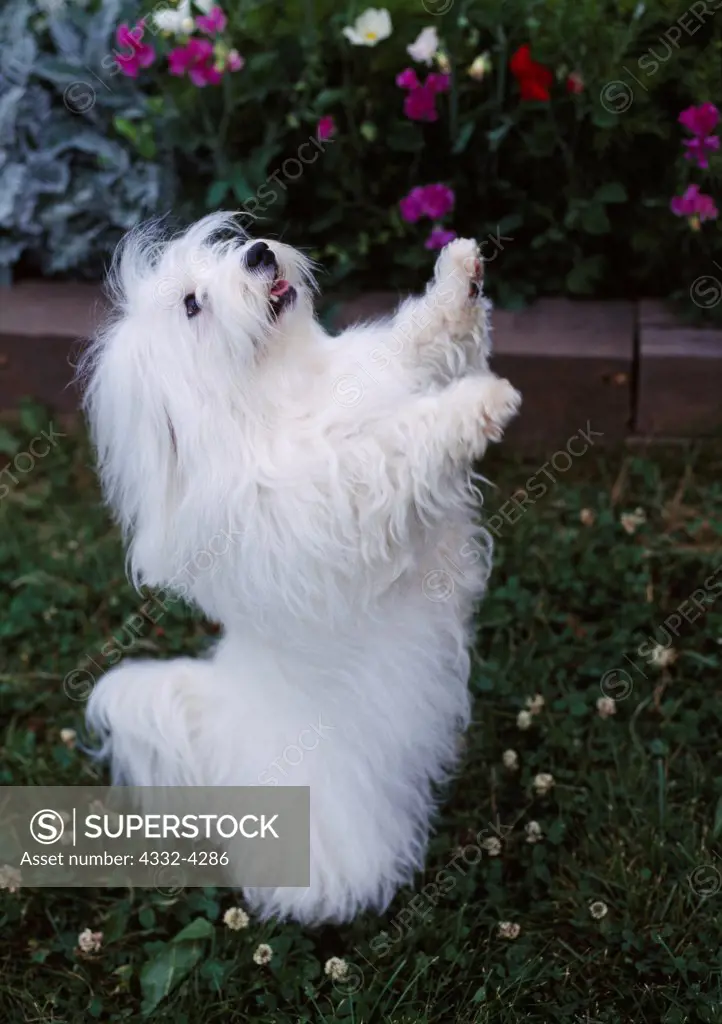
[86,657,212,786]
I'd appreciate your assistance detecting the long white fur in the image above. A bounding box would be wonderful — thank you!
[79,212,521,924]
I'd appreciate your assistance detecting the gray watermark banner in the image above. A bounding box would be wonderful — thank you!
[0,786,309,888]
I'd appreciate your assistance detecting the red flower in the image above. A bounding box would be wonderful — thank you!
[509,44,552,102]
[566,71,584,94]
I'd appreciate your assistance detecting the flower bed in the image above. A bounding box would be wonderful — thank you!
[2,0,720,322]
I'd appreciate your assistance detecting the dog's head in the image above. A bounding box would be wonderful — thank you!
[80,213,317,586]
[110,212,316,367]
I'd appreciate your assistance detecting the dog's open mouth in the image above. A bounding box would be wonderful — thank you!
[269,275,296,318]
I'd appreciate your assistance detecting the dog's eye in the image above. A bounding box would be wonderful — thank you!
[184,293,201,318]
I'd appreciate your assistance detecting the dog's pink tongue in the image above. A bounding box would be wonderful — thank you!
[270,279,290,297]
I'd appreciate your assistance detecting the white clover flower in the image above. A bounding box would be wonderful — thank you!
[649,644,676,668]
[60,727,77,748]
[533,772,555,796]
[516,709,533,730]
[223,907,249,930]
[502,749,519,770]
[343,8,392,46]
[498,921,521,939]
[526,693,545,715]
[589,900,608,920]
[77,928,103,954]
[620,507,646,535]
[596,696,617,719]
[407,26,438,65]
[253,943,273,965]
[525,821,543,844]
[482,837,502,857]
[324,956,349,981]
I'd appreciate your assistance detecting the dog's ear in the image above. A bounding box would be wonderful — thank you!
[81,314,183,590]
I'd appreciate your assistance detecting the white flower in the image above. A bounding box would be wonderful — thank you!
[223,907,249,930]
[525,821,543,844]
[253,943,273,965]
[579,507,595,526]
[649,644,676,669]
[435,50,451,74]
[498,921,520,940]
[596,696,617,719]
[482,836,502,857]
[620,507,646,535]
[60,727,77,748]
[407,26,438,65]
[324,956,349,981]
[516,709,533,730]
[0,865,21,892]
[77,928,103,954]
[342,8,392,47]
[526,693,545,715]
[533,772,555,796]
[152,0,193,35]
[589,900,608,920]
[468,52,492,81]
[194,0,216,12]
[502,749,519,770]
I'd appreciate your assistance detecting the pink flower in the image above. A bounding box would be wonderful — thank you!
[317,116,336,141]
[670,184,718,223]
[226,49,244,72]
[679,103,720,169]
[168,38,221,86]
[679,102,719,138]
[196,6,227,35]
[397,68,450,122]
[399,184,455,222]
[425,227,457,250]
[396,68,419,89]
[115,22,155,78]
[683,135,720,170]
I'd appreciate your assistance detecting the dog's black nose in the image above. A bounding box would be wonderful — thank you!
[245,241,277,271]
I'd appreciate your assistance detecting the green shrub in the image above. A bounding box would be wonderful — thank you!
[7,0,722,320]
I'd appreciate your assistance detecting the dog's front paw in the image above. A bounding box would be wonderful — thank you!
[479,377,522,441]
[434,238,483,300]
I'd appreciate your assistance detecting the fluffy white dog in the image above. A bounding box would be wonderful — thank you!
[81,212,521,924]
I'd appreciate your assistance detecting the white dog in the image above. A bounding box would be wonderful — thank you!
[80,212,521,924]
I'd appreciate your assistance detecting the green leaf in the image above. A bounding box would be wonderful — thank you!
[140,942,205,1017]
[452,120,475,155]
[581,204,611,234]
[138,906,156,930]
[171,918,215,943]
[595,182,628,204]
[0,426,20,456]
[231,167,255,203]
[712,795,722,840]
[566,256,604,294]
[206,180,230,208]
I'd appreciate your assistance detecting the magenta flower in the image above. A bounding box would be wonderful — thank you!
[399,184,455,223]
[196,6,227,35]
[683,134,720,170]
[396,68,420,90]
[226,49,244,72]
[168,38,222,86]
[317,116,336,141]
[397,67,450,123]
[425,228,457,250]
[679,102,719,138]
[670,184,718,223]
[679,102,720,169]
[115,22,155,78]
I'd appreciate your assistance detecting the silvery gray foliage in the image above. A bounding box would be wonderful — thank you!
[0,0,173,277]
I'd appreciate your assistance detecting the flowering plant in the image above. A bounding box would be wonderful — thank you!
[6,0,722,323]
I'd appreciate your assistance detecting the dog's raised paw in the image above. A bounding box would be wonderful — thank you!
[477,377,522,442]
[434,238,482,298]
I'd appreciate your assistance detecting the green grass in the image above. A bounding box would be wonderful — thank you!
[2,403,722,1023]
